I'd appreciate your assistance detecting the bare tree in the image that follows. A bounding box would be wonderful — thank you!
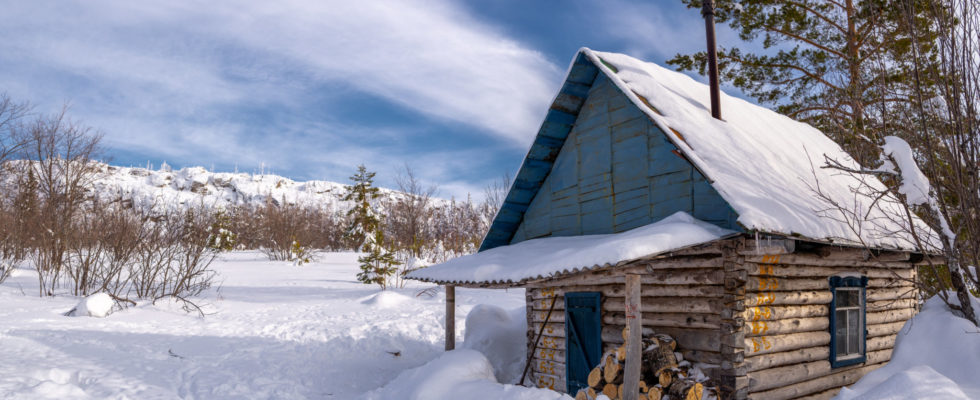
[388,164,436,287]
[481,171,511,233]
[17,105,104,295]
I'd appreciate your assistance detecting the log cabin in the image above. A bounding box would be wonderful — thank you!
[407,48,935,400]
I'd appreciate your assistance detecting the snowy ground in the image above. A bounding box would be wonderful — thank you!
[0,251,531,399]
[3,251,977,400]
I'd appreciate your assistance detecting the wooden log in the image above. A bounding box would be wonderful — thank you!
[745,291,833,306]
[794,387,841,400]
[604,353,621,383]
[748,362,885,400]
[445,285,455,351]
[588,366,603,388]
[603,383,618,399]
[530,370,564,391]
[575,389,587,400]
[867,286,918,302]
[603,312,722,329]
[532,359,563,377]
[646,385,662,400]
[747,349,892,392]
[746,276,915,292]
[867,307,915,325]
[745,305,827,321]
[536,334,564,350]
[741,239,796,255]
[587,387,598,399]
[624,273,642,400]
[642,255,724,269]
[645,337,679,375]
[604,297,723,314]
[534,348,565,363]
[525,266,725,288]
[745,317,829,337]
[744,331,831,356]
[667,380,704,400]
[747,263,915,279]
[867,320,906,338]
[745,253,912,267]
[744,347,829,373]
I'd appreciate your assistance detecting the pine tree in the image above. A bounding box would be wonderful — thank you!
[343,165,381,251]
[668,0,938,166]
[356,229,401,289]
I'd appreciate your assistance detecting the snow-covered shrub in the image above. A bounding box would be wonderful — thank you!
[463,305,527,384]
[206,211,237,252]
[68,292,115,317]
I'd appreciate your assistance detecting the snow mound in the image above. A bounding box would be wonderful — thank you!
[360,291,412,309]
[70,293,114,318]
[361,349,572,400]
[835,294,980,399]
[463,305,527,384]
[839,365,968,400]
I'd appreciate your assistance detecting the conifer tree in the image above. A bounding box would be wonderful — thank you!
[356,229,401,290]
[343,165,381,251]
[669,0,937,166]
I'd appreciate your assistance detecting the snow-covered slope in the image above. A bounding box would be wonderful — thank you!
[76,162,404,213]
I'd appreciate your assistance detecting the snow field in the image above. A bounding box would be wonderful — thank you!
[0,251,527,399]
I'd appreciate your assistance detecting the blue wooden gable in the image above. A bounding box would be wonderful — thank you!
[479,54,740,251]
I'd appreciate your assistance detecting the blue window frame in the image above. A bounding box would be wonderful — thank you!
[829,275,868,368]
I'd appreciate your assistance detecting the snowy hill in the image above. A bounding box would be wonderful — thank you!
[78,162,407,213]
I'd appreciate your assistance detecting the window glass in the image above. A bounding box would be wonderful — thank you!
[835,309,848,356]
[847,309,860,353]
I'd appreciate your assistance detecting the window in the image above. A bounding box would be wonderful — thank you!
[829,275,868,367]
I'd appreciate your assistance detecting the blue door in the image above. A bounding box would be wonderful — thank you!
[565,292,602,394]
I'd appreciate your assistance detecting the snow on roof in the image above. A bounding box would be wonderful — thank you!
[408,212,734,285]
[582,49,932,250]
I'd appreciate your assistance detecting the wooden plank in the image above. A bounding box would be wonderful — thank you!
[445,285,455,351]
[624,274,641,400]
[745,253,913,268]
[745,291,833,307]
[746,276,915,292]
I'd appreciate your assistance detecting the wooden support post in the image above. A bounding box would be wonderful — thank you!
[624,274,641,400]
[446,285,456,351]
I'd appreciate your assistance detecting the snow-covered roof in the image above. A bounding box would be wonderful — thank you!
[408,212,735,285]
[584,49,932,250]
[479,48,933,253]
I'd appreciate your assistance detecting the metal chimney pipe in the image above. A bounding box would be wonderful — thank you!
[701,0,722,120]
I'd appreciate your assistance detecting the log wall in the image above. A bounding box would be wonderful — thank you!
[521,238,919,399]
[736,243,919,400]
[524,250,727,392]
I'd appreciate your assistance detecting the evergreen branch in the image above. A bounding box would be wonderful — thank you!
[763,25,848,59]
[724,53,845,92]
[783,0,848,34]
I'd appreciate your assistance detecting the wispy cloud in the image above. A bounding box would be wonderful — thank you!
[0,0,561,197]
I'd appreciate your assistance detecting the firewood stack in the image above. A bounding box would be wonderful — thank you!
[574,329,711,400]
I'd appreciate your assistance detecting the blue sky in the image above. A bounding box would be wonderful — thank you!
[0,0,746,199]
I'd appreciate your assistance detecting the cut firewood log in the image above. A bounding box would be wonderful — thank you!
[638,380,648,393]
[647,385,663,400]
[658,369,673,388]
[602,383,618,399]
[645,337,679,377]
[604,361,621,384]
[622,326,629,341]
[587,387,597,399]
[668,380,704,400]
[575,389,587,400]
[617,345,626,361]
[588,366,603,388]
